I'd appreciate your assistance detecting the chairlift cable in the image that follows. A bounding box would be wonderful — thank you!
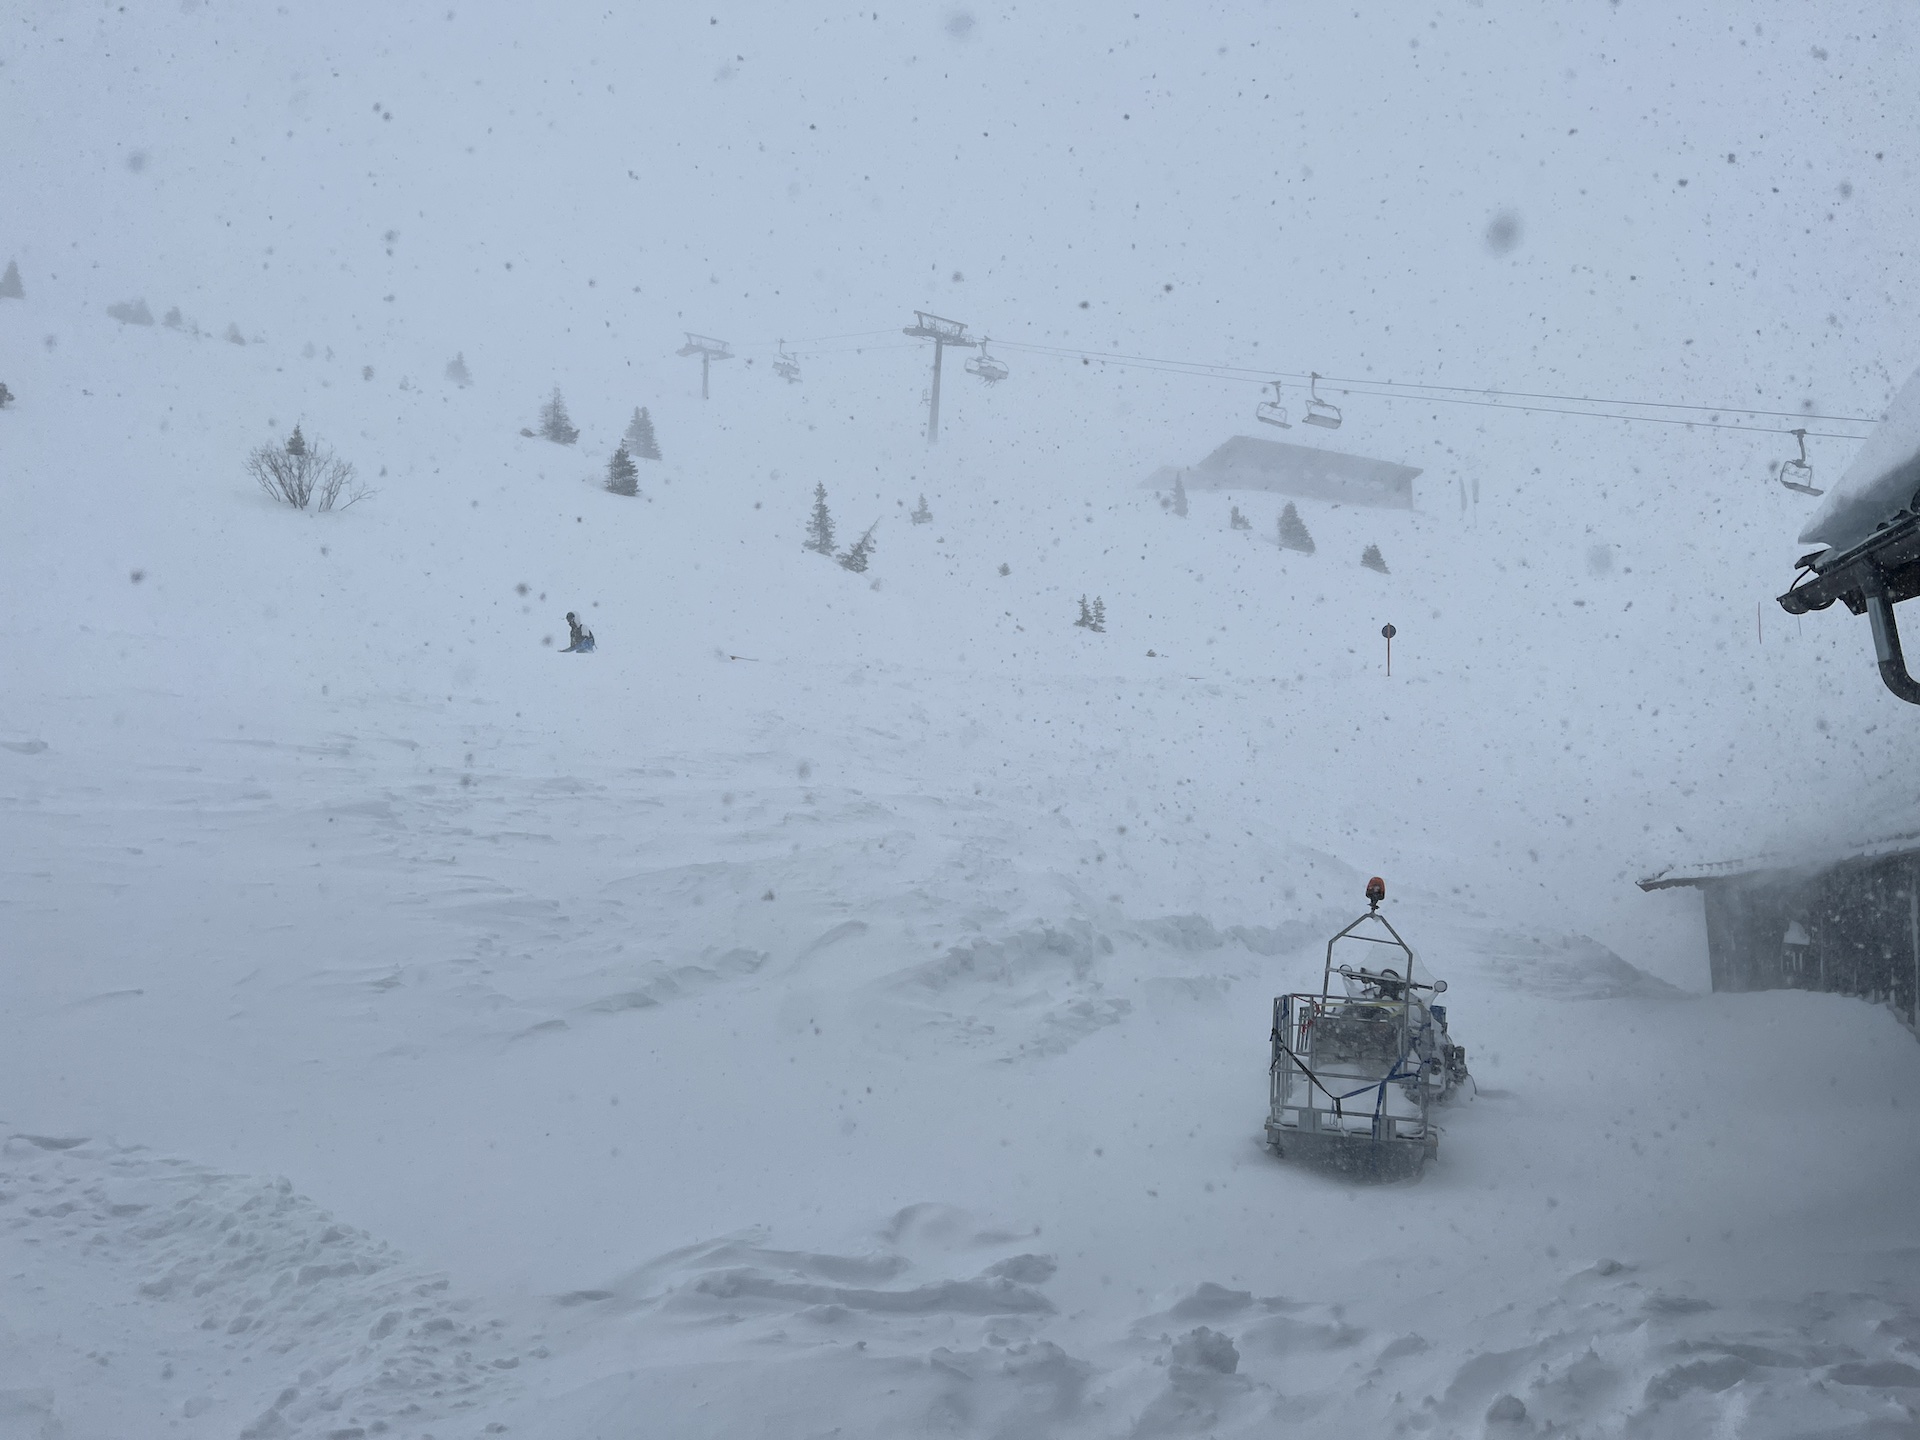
[776,327,902,345]
[991,339,1879,432]
[738,321,1880,439]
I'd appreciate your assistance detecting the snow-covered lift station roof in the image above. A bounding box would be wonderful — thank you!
[1799,364,1920,558]
[1779,363,1920,705]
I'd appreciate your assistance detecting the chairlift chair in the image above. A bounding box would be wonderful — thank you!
[1303,371,1343,429]
[1777,428,1822,496]
[967,339,1009,385]
[1255,381,1292,429]
[773,342,802,385]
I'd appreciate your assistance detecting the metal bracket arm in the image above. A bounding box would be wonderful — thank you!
[1864,578,1920,705]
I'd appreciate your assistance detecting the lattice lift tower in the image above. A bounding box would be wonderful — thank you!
[903,312,978,445]
[676,333,733,400]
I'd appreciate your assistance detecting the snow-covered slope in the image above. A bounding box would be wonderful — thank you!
[6,4,1920,1438]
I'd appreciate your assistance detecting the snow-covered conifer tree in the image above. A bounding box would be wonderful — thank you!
[838,522,878,573]
[1230,505,1251,530]
[446,353,472,387]
[605,444,639,497]
[1090,597,1107,632]
[539,389,580,444]
[805,483,836,555]
[910,494,932,525]
[1075,596,1093,629]
[1278,502,1315,554]
[0,260,22,299]
[1361,543,1389,573]
[1172,473,1189,517]
[623,407,662,461]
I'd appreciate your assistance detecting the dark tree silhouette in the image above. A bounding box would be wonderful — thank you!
[1278,502,1316,554]
[805,483,836,555]
[605,444,639,497]
[838,522,878,573]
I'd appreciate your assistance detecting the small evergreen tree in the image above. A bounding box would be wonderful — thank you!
[838,522,878,573]
[624,406,662,460]
[1090,597,1106,633]
[910,494,933,524]
[805,483,836,555]
[446,353,472,387]
[539,388,579,444]
[163,306,185,330]
[1075,595,1093,629]
[1278,502,1316,554]
[1229,505,1251,530]
[1172,473,1189,517]
[605,443,639,497]
[286,425,307,458]
[0,260,21,299]
[1361,543,1389,574]
[107,298,154,325]
[0,382,14,409]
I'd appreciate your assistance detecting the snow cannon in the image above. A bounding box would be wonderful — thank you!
[1265,881,1470,1181]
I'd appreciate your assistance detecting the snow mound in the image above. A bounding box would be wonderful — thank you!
[1461,929,1683,1000]
[0,1135,530,1439]
[888,922,1135,1061]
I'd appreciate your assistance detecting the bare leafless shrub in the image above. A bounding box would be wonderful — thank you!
[246,425,372,512]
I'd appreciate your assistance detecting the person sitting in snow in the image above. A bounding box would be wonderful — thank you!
[563,611,595,653]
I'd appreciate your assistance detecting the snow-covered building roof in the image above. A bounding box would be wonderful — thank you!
[1799,363,1920,556]
[1146,436,1420,508]
[1638,828,1920,890]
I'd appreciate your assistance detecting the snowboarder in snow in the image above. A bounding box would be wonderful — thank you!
[562,611,595,653]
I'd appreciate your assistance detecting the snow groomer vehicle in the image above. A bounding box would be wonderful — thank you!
[1266,878,1469,1180]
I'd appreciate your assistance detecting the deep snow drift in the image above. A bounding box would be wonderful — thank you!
[7,4,1920,1438]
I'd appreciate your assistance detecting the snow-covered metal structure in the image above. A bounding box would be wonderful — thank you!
[1266,880,1469,1181]
[1779,365,1920,703]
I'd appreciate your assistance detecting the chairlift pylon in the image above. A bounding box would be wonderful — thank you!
[1303,371,1343,429]
[772,340,802,384]
[966,338,1009,385]
[1255,380,1292,429]
[1777,427,1822,496]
